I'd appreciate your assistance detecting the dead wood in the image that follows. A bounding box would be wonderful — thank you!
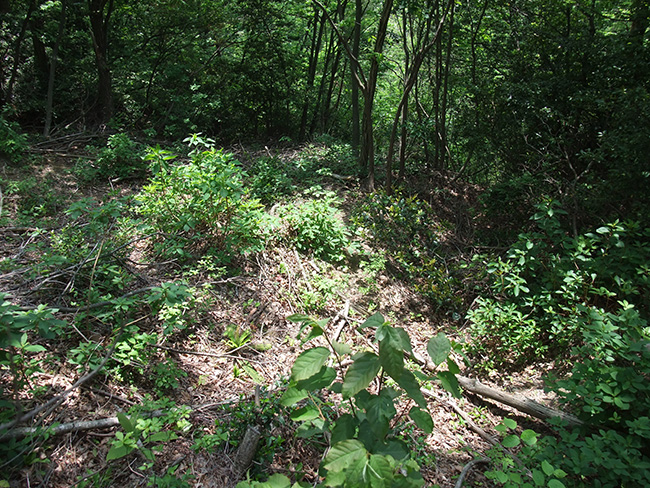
[410,351,583,427]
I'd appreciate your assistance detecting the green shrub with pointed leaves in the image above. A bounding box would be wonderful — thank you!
[237,313,460,487]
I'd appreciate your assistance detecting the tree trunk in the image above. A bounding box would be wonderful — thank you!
[351,0,362,158]
[44,0,67,137]
[5,0,37,107]
[88,0,114,126]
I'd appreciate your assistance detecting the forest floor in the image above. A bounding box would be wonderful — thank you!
[0,142,559,488]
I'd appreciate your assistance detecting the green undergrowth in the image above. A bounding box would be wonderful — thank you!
[466,200,650,487]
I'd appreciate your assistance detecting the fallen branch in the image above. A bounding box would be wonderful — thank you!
[455,375,583,427]
[454,458,490,488]
[411,351,583,427]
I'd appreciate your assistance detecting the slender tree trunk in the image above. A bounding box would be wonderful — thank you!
[88,0,114,126]
[44,0,67,137]
[6,0,37,106]
[299,8,325,140]
[439,0,454,170]
[351,0,362,157]
[386,0,451,190]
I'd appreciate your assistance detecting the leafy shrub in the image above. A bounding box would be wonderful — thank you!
[249,156,294,204]
[278,187,352,263]
[0,113,28,161]
[4,175,62,218]
[352,189,459,310]
[465,200,650,487]
[136,141,264,262]
[75,133,146,182]
[237,313,460,487]
[466,201,650,367]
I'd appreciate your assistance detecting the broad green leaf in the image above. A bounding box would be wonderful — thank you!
[397,369,427,408]
[323,440,367,472]
[502,434,520,448]
[106,443,130,461]
[531,469,545,486]
[342,352,380,398]
[368,454,394,484]
[379,335,404,379]
[332,340,352,356]
[331,414,358,444]
[437,371,461,398]
[373,438,409,460]
[149,431,174,442]
[290,405,321,422]
[287,314,313,324]
[297,366,336,391]
[521,429,538,446]
[503,418,517,430]
[547,480,566,488]
[292,347,330,382]
[117,412,134,432]
[427,333,451,366]
[409,407,434,434]
[280,387,309,407]
[446,358,460,375]
[541,460,554,476]
[360,312,385,329]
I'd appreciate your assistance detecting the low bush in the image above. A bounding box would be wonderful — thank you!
[136,137,264,262]
[466,200,650,487]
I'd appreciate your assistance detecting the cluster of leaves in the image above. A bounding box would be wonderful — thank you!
[352,189,459,310]
[238,313,460,487]
[0,113,28,161]
[1,175,63,220]
[277,187,352,264]
[136,136,265,262]
[75,133,147,183]
[466,200,650,487]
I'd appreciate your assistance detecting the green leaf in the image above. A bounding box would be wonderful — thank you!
[106,443,130,461]
[360,312,385,329]
[297,366,336,391]
[396,369,427,408]
[323,440,367,472]
[292,347,330,382]
[280,387,309,407]
[541,460,554,476]
[409,407,434,434]
[341,352,380,399]
[290,405,321,422]
[437,371,461,398]
[332,340,352,356]
[331,414,358,444]
[531,469,545,486]
[521,429,538,446]
[379,335,404,379]
[502,434,520,448]
[368,454,394,484]
[547,480,566,488]
[117,412,134,432]
[502,418,517,430]
[427,333,451,366]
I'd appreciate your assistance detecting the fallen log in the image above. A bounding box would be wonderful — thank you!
[410,351,583,427]
[456,375,583,427]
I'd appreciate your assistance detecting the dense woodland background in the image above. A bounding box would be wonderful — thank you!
[0,0,649,487]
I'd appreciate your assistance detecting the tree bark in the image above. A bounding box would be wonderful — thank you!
[44,0,67,137]
[88,0,114,126]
